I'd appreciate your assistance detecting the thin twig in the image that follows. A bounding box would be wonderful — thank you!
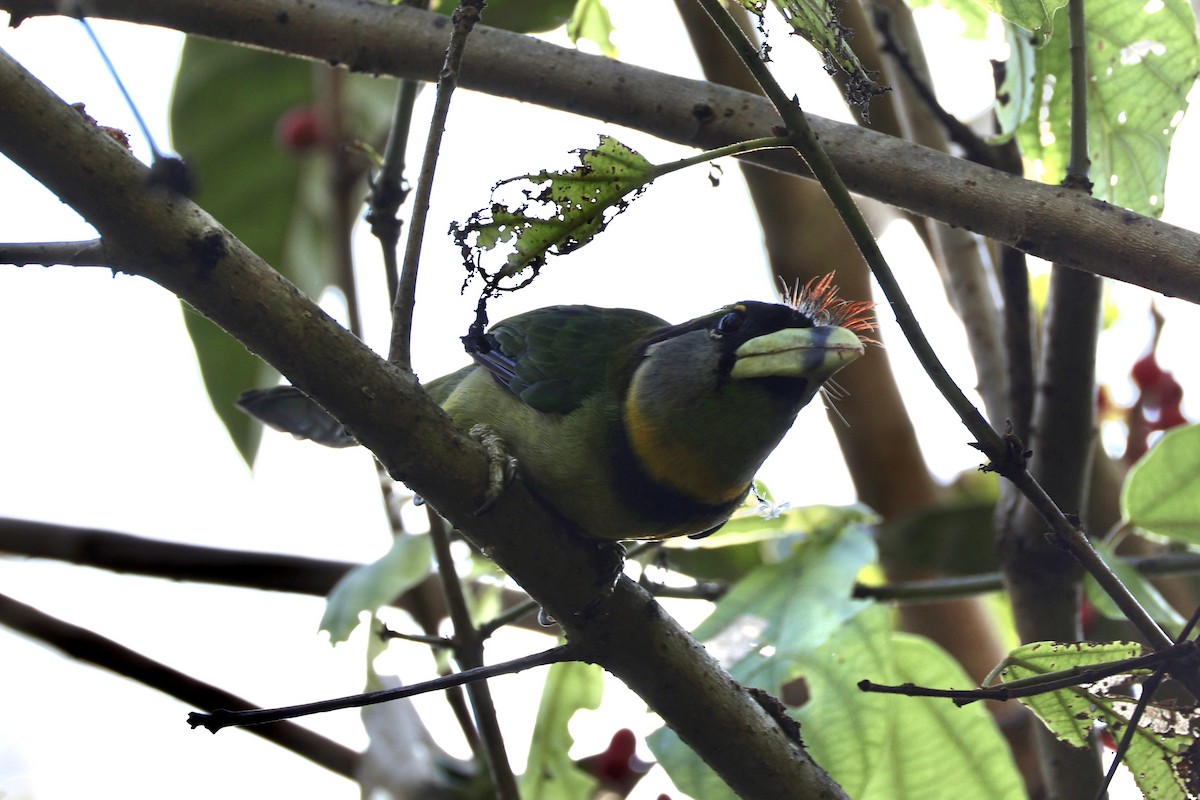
[0,239,108,267]
[428,509,520,800]
[692,0,1004,459]
[387,0,484,368]
[367,76,420,304]
[189,644,576,733]
[693,0,1177,660]
[859,641,1191,706]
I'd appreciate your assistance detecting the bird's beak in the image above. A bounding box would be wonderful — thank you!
[730,325,865,381]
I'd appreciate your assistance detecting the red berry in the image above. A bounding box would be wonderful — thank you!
[598,728,637,781]
[1157,373,1184,408]
[1131,354,1163,391]
[275,106,324,152]
[1079,597,1096,635]
[1153,404,1188,431]
[1100,728,1117,750]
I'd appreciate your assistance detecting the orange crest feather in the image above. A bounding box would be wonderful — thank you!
[784,273,877,343]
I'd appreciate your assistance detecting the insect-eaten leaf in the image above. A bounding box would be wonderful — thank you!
[451,136,654,295]
[999,640,1200,799]
[751,0,888,115]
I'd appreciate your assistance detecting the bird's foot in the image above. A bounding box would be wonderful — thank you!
[468,423,518,515]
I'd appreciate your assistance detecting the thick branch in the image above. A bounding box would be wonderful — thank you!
[0,44,845,800]
[3,0,1200,302]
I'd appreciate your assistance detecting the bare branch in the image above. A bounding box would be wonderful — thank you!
[0,591,360,777]
[3,0,1199,302]
[0,238,108,266]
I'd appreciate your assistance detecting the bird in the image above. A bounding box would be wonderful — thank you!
[240,276,871,541]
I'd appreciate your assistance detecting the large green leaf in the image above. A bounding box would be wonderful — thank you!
[650,607,1025,800]
[1000,640,1144,745]
[692,519,875,692]
[171,40,311,464]
[800,610,1024,800]
[999,641,1196,799]
[1121,423,1200,543]
[170,40,398,464]
[1012,0,1199,216]
[521,660,603,799]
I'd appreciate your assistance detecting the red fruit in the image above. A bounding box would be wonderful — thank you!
[1157,373,1184,407]
[1079,597,1096,635]
[577,728,650,793]
[1153,404,1188,431]
[1100,728,1117,751]
[1131,354,1163,391]
[598,728,638,782]
[275,106,324,152]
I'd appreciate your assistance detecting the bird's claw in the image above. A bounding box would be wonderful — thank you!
[468,424,518,515]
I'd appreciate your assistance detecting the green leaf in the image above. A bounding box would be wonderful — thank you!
[760,0,888,111]
[320,533,434,643]
[973,0,1068,36]
[1015,0,1200,217]
[1103,698,1197,800]
[451,136,655,290]
[999,641,1197,799]
[568,0,617,56]
[170,40,398,464]
[1122,423,1200,543]
[521,660,603,800]
[647,726,737,800]
[800,609,1025,800]
[1083,540,1186,632]
[651,608,1025,800]
[999,640,1144,745]
[171,40,313,463]
[694,519,875,691]
[671,502,879,549]
[996,22,1040,136]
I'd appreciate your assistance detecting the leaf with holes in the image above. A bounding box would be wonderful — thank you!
[451,136,655,291]
[753,0,888,112]
[1014,0,1199,217]
[998,641,1145,746]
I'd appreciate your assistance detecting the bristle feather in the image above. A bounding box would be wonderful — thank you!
[784,272,877,342]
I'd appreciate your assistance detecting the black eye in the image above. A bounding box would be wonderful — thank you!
[713,308,744,337]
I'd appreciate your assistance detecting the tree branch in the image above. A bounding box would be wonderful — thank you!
[3,0,1199,302]
[0,43,846,800]
[0,238,108,266]
[0,591,361,778]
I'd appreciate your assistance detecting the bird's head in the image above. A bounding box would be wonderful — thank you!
[620,279,871,513]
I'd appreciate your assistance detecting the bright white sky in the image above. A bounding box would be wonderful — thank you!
[0,2,1195,798]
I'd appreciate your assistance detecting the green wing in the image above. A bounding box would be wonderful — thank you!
[477,305,666,415]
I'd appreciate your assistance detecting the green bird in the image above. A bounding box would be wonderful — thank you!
[241,280,870,541]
